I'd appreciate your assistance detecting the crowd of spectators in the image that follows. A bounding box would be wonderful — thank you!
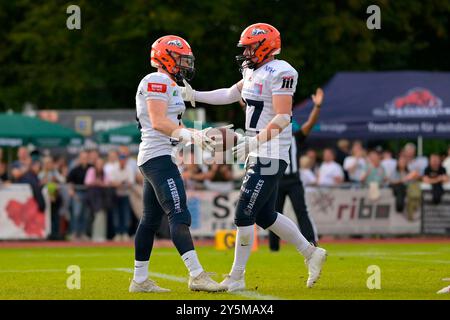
[299,141,450,217]
[1,141,449,240]
[300,142,449,187]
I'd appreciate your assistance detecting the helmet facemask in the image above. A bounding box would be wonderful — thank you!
[169,51,195,83]
[235,40,265,72]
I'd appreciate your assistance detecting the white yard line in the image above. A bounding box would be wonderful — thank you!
[332,251,445,257]
[115,268,284,300]
[373,256,450,264]
[0,267,285,300]
[0,268,64,273]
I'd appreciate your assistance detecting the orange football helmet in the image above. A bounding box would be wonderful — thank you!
[150,35,195,82]
[236,23,281,70]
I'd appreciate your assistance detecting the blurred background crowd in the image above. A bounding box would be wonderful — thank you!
[1,139,449,242]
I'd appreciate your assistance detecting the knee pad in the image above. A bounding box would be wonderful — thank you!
[234,196,256,227]
[168,208,191,227]
[255,211,278,230]
[139,215,162,233]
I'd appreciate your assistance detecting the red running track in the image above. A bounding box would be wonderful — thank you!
[1,237,450,248]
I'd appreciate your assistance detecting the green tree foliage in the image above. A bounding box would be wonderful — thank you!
[0,0,449,125]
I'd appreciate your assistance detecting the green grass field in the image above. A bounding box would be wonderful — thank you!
[1,242,449,300]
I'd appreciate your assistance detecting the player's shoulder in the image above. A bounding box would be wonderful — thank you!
[139,72,177,94]
[141,71,173,85]
[268,59,298,77]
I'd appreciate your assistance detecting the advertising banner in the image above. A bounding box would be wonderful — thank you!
[187,187,421,236]
[303,187,421,235]
[422,190,450,235]
[0,184,50,240]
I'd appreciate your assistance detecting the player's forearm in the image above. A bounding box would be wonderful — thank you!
[153,117,185,140]
[194,84,241,105]
[256,114,290,144]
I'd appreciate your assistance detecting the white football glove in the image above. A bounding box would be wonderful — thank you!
[232,135,258,162]
[180,79,196,107]
[199,124,235,152]
[192,128,215,153]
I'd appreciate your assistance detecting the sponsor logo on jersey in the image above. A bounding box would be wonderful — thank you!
[254,83,263,95]
[167,39,183,48]
[264,65,276,73]
[148,82,167,93]
[281,76,294,89]
[173,90,178,96]
[251,28,267,36]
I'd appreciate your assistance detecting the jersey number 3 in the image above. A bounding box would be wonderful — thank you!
[245,98,264,129]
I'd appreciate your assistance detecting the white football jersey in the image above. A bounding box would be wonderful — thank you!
[241,59,298,163]
[135,72,185,166]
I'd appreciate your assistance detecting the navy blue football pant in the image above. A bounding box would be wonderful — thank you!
[269,175,318,251]
[134,155,194,261]
[234,156,287,229]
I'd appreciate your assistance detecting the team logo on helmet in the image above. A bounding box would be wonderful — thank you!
[251,28,267,36]
[167,39,183,48]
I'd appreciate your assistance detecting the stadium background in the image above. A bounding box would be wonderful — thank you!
[0,0,450,300]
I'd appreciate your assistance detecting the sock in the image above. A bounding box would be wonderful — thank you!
[133,260,149,283]
[181,250,204,278]
[229,225,254,280]
[268,213,315,259]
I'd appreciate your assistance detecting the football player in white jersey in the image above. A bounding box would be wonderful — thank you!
[181,23,327,291]
[130,35,225,293]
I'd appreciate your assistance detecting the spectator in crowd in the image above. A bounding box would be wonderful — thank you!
[11,147,32,182]
[403,143,428,176]
[39,156,65,239]
[55,155,69,178]
[104,149,119,180]
[423,153,449,205]
[443,146,450,177]
[181,147,209,190]
[119,145,139,180]
[85,157,108,241]
[103,149,120,240]
[17,158,46,212]
[203,154,234,192]
[54,155,71,235]
[108,152,134,242]
[381,149,397,179]
[317,148,344,186]
[0,148,8,182]
[343,141,367,184]
[87,149,100,166]
[362,149,387,186]
[335,139,350,166]
[39,156,66,185]
[207,162,233,182]
[299,155,317,187]
[305,149,319,174]
[389,155,419,213]
[67,151,91,241]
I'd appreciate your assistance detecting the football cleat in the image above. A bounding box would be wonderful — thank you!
[129,278,171,293]
[305,247,327,288]
[220,274,246,292]
[188,271,227,292]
